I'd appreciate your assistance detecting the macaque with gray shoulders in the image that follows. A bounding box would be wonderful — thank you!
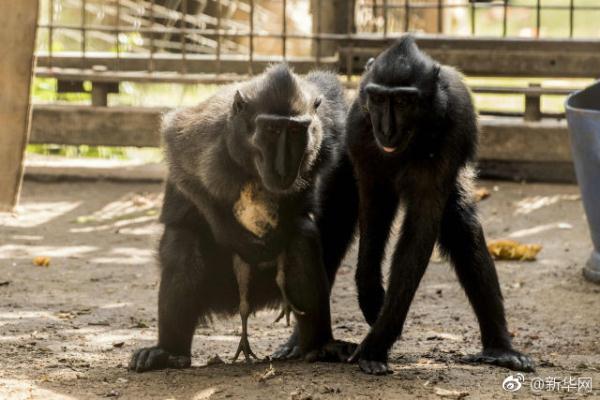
[129,64,355,372]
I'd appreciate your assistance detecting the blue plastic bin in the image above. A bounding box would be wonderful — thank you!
[566,81,600,283]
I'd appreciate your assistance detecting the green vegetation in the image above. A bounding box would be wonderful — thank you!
[472,0,600,38]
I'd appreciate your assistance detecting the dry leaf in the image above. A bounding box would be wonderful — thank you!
[192,387,220,400]
[487,239,542,261]
[33,256,51,267]
[474,187,491,202]
[256,364,277,383]
[434,387,469,399]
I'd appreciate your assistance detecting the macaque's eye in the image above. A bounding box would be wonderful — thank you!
[394,95,403,104]
[370,93,385,104]
[292,124,305,135]
[246,121,256,135]
[313,97,322,110]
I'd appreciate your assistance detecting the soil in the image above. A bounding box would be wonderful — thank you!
[1,179,599,399]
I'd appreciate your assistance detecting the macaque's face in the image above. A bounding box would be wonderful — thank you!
[252,114,312,192]
[229,91,321,193]
[365,82,420,155]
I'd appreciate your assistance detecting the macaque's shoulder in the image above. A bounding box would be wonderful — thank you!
[162,92,233,140]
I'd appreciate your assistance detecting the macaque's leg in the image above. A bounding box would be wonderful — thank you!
[350,195,442,375]
[130,226,205,372]
[439,188,534,372]
[274,154,359,348]
[274,219,356,362]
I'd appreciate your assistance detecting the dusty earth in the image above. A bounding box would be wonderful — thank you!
[0,178,599,400]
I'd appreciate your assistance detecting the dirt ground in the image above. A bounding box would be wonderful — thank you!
[1,178,599,400]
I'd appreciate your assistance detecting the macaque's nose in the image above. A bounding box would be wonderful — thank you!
[381,100,395,137]
[274,128,288,179]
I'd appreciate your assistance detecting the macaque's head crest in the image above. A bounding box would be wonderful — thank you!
[362,34,443,155]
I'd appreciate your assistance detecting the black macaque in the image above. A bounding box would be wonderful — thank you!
[129,64,356,372]
[328,35,534,375]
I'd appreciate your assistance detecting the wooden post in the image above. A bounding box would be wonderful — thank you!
[311,0,354,57]
[524,83,542,122]
[0,0,39,211]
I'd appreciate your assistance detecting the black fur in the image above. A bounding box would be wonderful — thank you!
[129,64,355,372]
[339,36,534,375]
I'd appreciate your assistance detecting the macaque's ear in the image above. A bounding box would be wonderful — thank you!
[420,64,441,96]
[233,90,247,114]
[365,57,375,71]
[430,64,441,81]
[313,96,322,111]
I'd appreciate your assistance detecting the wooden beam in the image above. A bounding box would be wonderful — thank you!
[339,36,600,78]
[36,53,338,76]
[478,116,571,162]
[30,105,167,147]
[0,0,39,211]
[31,107,572,162]
[36,36,600,78]
[29,107,574,183]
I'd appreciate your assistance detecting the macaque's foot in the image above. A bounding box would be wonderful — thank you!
[357,359,392,375]
[272,336,302,360]
[129,346,191,372]
[463,348,535,372]
[232,334,259,363]
[348,342,393,375]
[304,340,358,363]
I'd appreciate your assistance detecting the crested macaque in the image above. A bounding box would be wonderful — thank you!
[129,64,355,372]
[331,36,534,375]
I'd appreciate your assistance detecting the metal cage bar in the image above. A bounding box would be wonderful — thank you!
[33,0,600,82]
[282,0,287,59]
[180,0,188,73]
[248,0,254,74]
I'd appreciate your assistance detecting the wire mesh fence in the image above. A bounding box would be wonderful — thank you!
[34,0,600,78]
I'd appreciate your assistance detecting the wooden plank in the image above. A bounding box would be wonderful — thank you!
[471,86,576,96]
[31,106,572,162]
[23,159,576,184]
[30,105,167,147]
[479,116,571,162]
[478,160,575,183]
[37,35,600,78]
[36,67,583,98]
[0,0,39,211]
[28,106,575,183]
[36,67,250,84]
[36,52,339,76]
[339,36,600,77]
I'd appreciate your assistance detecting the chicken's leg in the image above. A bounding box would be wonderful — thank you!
[232,255,259,362]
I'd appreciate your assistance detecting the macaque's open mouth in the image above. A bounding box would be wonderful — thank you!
[382,146,396,153]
